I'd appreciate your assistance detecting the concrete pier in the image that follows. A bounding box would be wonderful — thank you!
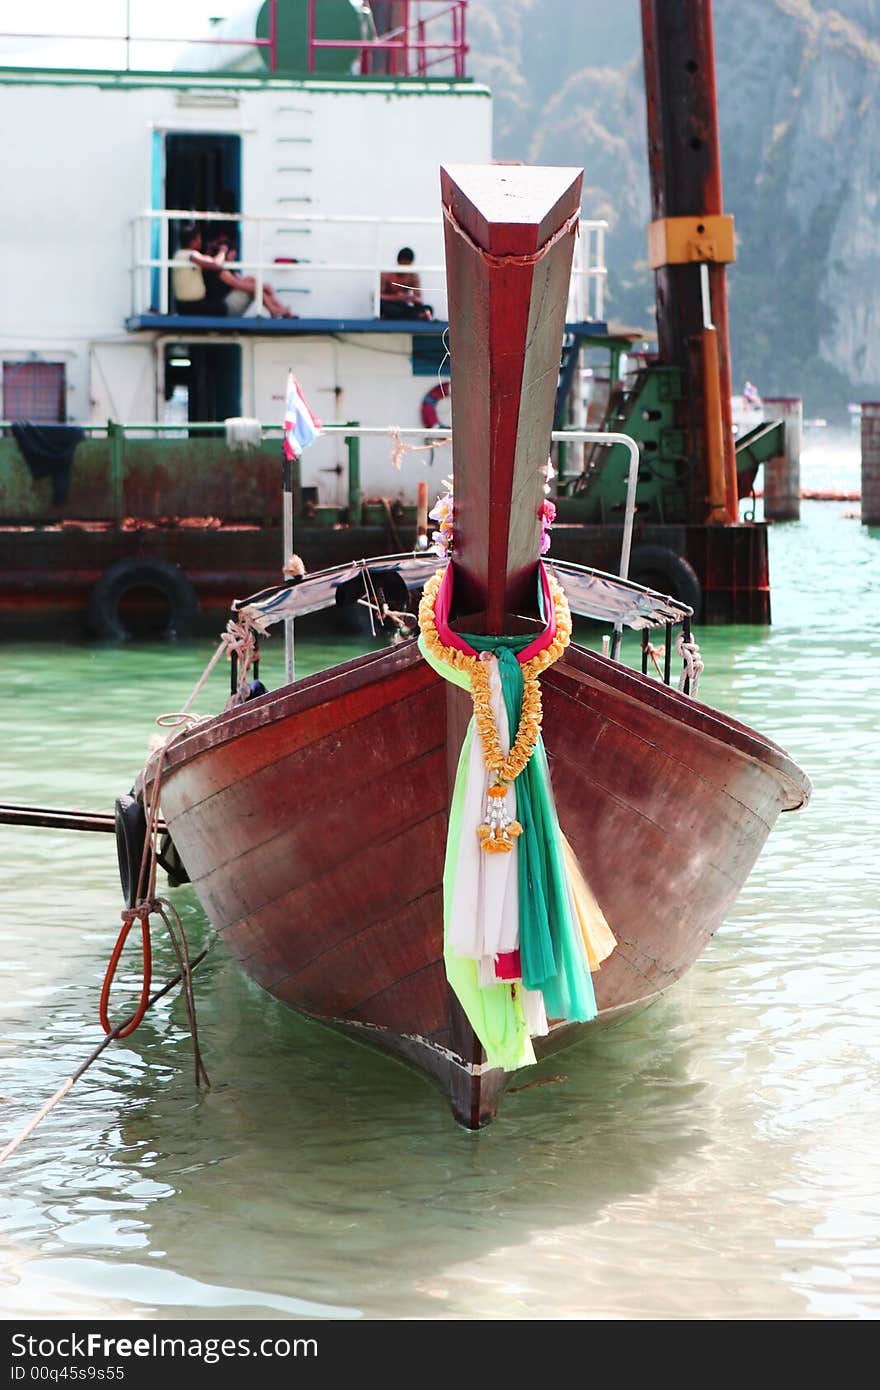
[762,397,802,521]
[861,403,880,526]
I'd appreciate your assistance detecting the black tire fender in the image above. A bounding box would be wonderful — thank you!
[627,544,702,620]
[115,793,147,909]
[87,559,199,641]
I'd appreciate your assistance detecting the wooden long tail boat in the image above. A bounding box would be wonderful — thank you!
[130,166,810,1128]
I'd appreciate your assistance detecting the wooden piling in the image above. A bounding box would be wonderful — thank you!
[763,396,802,521]
[861,403,880,526]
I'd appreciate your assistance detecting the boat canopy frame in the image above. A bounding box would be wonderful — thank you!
[234,552,693,631]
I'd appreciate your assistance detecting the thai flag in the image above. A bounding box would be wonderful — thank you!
[742,380,762,407]
[283,371,321,460]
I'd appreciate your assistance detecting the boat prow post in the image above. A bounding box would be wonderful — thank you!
[440,162,583,630]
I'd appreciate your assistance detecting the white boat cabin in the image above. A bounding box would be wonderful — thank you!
[0,2,607,505]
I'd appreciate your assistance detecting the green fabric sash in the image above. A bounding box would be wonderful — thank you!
[464,636,597,1025]
[419,627,598,1069]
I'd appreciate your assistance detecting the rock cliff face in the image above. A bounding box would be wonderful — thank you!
[469,0,880,416]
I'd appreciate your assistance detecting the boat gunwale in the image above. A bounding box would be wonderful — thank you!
[156,634,811,812]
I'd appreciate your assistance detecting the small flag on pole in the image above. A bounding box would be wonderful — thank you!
[283,371,321,460]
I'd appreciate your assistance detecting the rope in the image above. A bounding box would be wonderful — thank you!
[388,424,451,471]
[353,560,376,638]
[99,745,210,1086]
[645,642,665,678]
[153,613,272,732]
[357,594,417,643]
[676,632,704,696]
[0,940,214,1168]
[442,201,580,269]
[97,606,271,1089]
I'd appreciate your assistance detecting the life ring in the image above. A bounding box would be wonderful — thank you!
[87,558,199,641]
[627,544,702,620]
[420,380,451,430]
[115,793,147,909]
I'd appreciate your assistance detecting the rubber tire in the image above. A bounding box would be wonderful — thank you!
[87,559,199,641]
[115,793,147,909]
[627,544,702,620]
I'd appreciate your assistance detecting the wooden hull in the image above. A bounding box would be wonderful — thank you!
[156,640,809,1127]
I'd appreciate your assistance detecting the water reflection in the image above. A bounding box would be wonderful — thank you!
[2,923,710,1318]
[1,494,879,1318]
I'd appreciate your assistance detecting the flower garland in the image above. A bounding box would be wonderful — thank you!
[428,481,455,558]
[428,460,557,561]
[418,566,572,848]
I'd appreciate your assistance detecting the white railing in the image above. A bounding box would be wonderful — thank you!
[131,209,609,324]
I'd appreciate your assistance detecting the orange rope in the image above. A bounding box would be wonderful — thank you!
[97,611,268,1081]
[98,745,210,1085]
[99,908,153,1039]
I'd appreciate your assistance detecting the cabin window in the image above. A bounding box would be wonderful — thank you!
[411,335,450,378]
[2,361,66,422]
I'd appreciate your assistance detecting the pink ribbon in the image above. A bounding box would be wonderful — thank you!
[433,562,557,663]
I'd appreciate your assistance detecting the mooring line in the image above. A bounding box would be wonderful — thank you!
[0,939,215,1168]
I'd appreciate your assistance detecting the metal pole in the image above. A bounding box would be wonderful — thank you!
[681,614,692,695]
[641,0,736,524]
[700,261,733,523]
[610,430,641,660]
[346,423,362,521]
[108,420,125,525]
[307,0,316,73]
[269,0,278,72]
[256,219,264,320]
[282,450,295,684]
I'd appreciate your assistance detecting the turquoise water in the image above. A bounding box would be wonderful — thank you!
[1,463,878,1320]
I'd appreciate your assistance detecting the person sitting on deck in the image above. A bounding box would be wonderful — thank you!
[203,237,295,319]
[171,223,228,317]
[379,247,433,320]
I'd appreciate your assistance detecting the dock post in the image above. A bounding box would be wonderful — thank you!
[762,397,802,521]
[345,423,362,524]
[862,403,880,526]
[416,480,429,549]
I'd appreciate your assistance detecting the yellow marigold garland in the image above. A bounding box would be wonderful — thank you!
[418,567,572,789]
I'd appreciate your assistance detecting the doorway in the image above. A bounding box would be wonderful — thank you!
[154,133,242,310]
[164,343,242,429]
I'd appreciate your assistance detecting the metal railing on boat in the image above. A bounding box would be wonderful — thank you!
[130,209,608,324]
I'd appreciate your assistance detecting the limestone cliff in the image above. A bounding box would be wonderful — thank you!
[469,0,880,416]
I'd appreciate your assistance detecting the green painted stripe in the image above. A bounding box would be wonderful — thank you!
[0,65,487,96]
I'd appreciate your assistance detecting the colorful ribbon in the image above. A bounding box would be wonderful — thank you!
[418,563,615,1071]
